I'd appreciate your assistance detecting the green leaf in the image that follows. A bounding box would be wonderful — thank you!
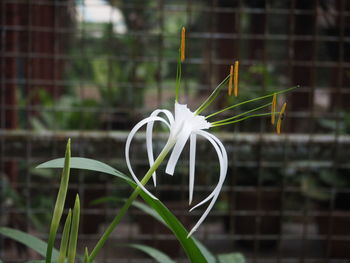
[84,247,89,263]
[37,157,131,183]
[131,200,216,263]
[217,253,245,263]
[37,158,209,263]
[46,139,71,263]
[67,195,80,263]
[93,198,216,263]
[192,240,216,263]
[124,244,176,263]
[0,227,59,260]
[58,209,72,263]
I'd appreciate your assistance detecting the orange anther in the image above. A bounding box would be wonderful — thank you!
[234,61,239,96]
[181,27,186,62]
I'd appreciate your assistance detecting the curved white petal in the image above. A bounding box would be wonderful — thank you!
[189,132,227,211]
[146,109,174,186]
[189,131,224,211]
[187,130,228,237]
[189,133,197,205]
[126,116,170,199]
[165,126,192,176]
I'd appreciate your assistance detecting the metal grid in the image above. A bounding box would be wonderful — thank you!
[1,0,350,262]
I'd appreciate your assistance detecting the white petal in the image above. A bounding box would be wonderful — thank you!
[146,109,174,186]
[165,126,191,176]
[126,116,170,199]
[189,132,224,211]
[189,132,227,211]
[189,133,197,205]
[187,130,228,237]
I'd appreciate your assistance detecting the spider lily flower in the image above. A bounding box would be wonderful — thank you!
[125,27,294,237]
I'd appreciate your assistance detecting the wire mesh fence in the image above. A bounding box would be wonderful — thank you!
[1,0,350,262]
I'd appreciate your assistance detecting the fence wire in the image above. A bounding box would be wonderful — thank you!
[1,0,350,262]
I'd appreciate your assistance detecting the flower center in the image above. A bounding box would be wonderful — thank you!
[170,103,211,139]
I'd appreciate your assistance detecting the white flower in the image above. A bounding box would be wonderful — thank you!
[124,27,290,236]
[125,102,228,236]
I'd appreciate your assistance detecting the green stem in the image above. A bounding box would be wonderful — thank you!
[211,102,272,125]
[175,50,182,102]
[88,139,175,262]
[206,86,297,119]
[195,74,230,115]
[212,112,281,127]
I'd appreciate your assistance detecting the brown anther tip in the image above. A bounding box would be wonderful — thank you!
[271,93,277,125]
[276,102,287,135]
[228,65,233,96]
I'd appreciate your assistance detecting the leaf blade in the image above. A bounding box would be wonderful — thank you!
[67,195,80,263]
[46,139,71,263]
[217,253,245,263]
[37,157,131,183]
[0,227,59,260]
[38,157,209,263]
[124,244,177,263]
[58,209,72,263]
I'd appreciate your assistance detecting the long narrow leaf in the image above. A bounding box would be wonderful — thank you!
[124,244,176,263]
[37,158,208,263]
[46,139,71,263]
[0,227,59,260]
[131,201,216,263]
[67,195,80,263]
[58,209,72,263]
[36,157,130,183]
[93,197,216,263]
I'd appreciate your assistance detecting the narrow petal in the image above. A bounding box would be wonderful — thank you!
[187,131,228,237]
[165,127,191,176]
[189,132,227,211]
[146,109,174,186]
[126,116,170,199]
[189,133,197,205]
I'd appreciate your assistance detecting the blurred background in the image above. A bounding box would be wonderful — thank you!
[1,0,350,262]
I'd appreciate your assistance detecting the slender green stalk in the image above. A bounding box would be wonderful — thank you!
[67,195,80,263]
[206,86,298,119]
[211,102,272,125]
[195,74,231,115]
[46,139,71,263]
[57,209,72,263]
[212,112,280,127]
[88,139,176,262]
